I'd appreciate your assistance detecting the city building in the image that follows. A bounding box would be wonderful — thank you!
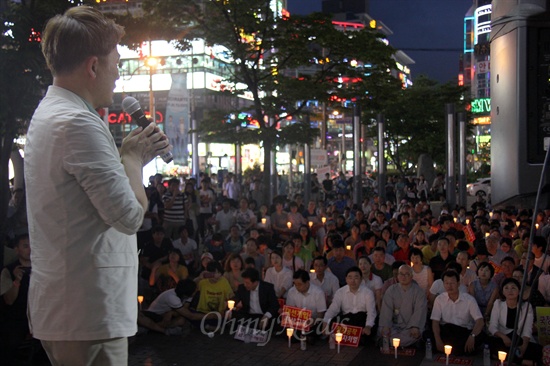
[461,0,492,172]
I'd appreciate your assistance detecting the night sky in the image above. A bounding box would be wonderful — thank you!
[287,0,473,84]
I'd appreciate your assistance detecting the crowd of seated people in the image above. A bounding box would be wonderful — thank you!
[6,173,550,365]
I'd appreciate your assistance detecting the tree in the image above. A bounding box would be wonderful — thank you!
[0,0,91,243]
[111,0,400,185]
[369,75,469,175]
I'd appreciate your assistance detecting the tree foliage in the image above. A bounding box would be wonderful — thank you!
[369,75,470,175]
[0,0,94,242]
[111,0,401,180]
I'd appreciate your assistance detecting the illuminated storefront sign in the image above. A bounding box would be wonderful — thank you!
[471,98,491,114]
[108,111,164,124]
[473,116,491,125]
[474,4,492,43]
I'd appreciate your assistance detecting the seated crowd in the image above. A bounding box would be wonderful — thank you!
[3,173,550,365]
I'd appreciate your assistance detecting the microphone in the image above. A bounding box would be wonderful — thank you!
[121,96,173,164]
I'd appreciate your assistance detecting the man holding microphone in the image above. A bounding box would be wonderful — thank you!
[24,6,171,365]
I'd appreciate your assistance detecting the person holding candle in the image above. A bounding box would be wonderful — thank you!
[431,270,486,355]
[271,201,291,242]
[230,268,280,331]
[488,278,542,365]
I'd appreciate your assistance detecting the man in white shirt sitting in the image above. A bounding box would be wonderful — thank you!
[171,225,198,274]
[322,266,377,343]
[286,269,327,341]
[310,256,340,306]
[431,270,486,355]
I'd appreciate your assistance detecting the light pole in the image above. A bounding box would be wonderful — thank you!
[145,54,158,124]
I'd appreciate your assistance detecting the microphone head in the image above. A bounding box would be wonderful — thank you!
[121,96,141,115]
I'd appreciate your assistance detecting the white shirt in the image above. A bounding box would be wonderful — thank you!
[25,86,141,341]
[431,292,482,330]
[323,285,377,328]
[249,285,263,315]
[286,283,327,318]
[310,271,340,302]
[172,238,198,264]
[147,289,185,314]
[361,273,383,292]
[264,266,293,298]
[215,209,235,232]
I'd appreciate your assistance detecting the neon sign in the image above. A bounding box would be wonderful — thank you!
[471,98,491,114]
[108,111,164,124]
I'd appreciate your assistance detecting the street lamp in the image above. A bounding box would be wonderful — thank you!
[145,55,158,124]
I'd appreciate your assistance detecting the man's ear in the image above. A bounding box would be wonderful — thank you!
[87,56,99,78]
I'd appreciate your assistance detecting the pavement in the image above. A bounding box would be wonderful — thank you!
[128,326,489,366]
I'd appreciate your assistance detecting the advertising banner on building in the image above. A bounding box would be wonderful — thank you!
[166,73,190,165]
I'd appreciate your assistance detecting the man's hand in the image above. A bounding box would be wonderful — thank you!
[12,266,25,283]
[465,335,475,353]
[409,327,420,340]
[121,122,171,166]
[435,338,445,353]
[362,326,371,336]
[260,316,269,330]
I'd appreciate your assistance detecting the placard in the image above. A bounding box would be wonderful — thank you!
[331,323,362,348]
[234,324,269,343]
[281,305,312,331]
[537,307,550,346]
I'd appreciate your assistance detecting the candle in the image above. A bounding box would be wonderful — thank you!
[321,217,326,224]
[466,219,470,225]
[308,221,313,228]
[261,217,266,224]
[309,269,315,273]
[536,223,540,230]
[489,211,493,218]
[287,221,292,229]
[485,232,490,238]
[287,328,294,348]
[393,338,400,359]
[453,217,457,223]
[335,332,343,354]
[498,351,507,366]
[137,295,144,310]
[227,300,235,310]
[516,220,520,227]
[444,345,452,365]
[346,245,351,251]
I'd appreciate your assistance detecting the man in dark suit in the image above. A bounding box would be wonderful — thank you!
[231,268,279,330]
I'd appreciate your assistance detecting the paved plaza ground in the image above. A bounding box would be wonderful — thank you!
[129,326,490,366]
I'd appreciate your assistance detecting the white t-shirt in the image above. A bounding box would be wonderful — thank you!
[147,289,185,314]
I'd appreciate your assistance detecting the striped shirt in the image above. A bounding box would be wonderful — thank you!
[163,192,187,223]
